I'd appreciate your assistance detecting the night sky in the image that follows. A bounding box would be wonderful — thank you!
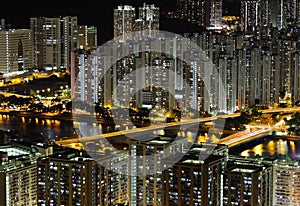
[2,0,240,45]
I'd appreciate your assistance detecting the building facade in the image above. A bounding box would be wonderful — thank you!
[78,25,98,50]
[138,3,160,31]
[223,158,273,206]
[0,29,32,74]
[37,150,128,206]
[241,0,300,31]
[30,16,78,71]
[176,0,222,29]
[0,143,50,206]
[114,5,136,39]
[128,137,228,206]
[114,4,160,40]
[273,158,300,206]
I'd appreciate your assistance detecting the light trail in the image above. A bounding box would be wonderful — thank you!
[54,107,300,147]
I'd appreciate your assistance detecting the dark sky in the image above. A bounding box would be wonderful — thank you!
[2,0,239,45]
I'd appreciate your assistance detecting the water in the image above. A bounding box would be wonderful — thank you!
[230,135,300,162]
[0,114,119,142]
[0,115,74,141]
[2,114,299,162]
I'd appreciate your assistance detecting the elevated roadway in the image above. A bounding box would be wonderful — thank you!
[219,127,272,148]
[55,113,240,146]
[54,107,300,147]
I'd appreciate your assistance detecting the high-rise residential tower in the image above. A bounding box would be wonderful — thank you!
[37,150,128,206]
[78,25,98,50]
[0,143,51,206]
[0,29,32,74]
[241,0,300,30]
[138,3,160,31]
[277,0,300,28]
[223,157,273,206]
[113,5,136,39]
[176,0,222,29]
[241,0,261,32]
[30,16,78,71]
[60,16,78,70]
[273,158,300,205]
[208,0,223,29]
[128,137,228,206]
[114,4,160,40]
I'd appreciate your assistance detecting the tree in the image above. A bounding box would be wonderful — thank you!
[0,94,5,103]
[239,111,252,124]
[285,112,300,136]
[279,90,286,99]
[271,113,279,122]
[250,107,262,117]
[7,95,18,105]
[66,101,72,111]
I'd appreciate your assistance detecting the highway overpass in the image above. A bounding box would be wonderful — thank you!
[219,127,272,148]
[54,113,240,146]
[54,107,300,148]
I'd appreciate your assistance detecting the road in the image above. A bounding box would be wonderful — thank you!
[52,107,300,147]
[260,107,300,114]
[219,127,272,148]
[54,112,240,146]
[0,91,32,98]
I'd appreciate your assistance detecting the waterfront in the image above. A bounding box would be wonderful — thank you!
[231,135,300,162]
[0,115,74,141]
[1,112,300,163]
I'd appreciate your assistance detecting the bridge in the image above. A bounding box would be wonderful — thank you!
[260,107,300,114]
[0,91,32,98]
[54,107,300,149]
[219,126,272,148]
[54,113,240,147]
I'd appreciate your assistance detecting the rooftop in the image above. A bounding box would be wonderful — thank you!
[226,164,264,174]
[0,147,29,157]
